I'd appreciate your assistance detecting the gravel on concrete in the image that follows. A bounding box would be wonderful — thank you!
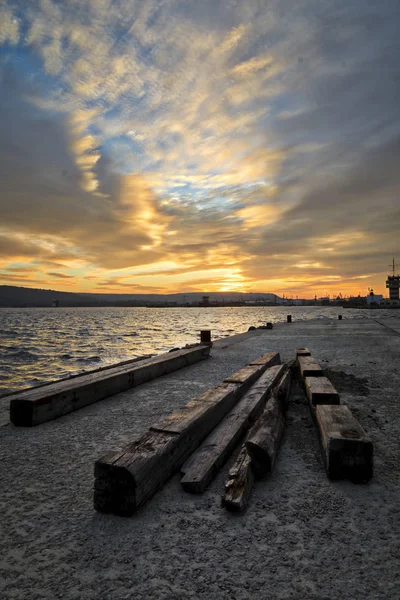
[1,317,400,599]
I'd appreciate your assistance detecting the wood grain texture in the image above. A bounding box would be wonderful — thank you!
[241,363,293,480]
[305,377,340,405]
[274,367,292,411]
[152,353,280,436]
[10,345,210,427]
[248,352,281,366]
[94,351,280,515]
[222,362,293,511]
[298,355,324,379]
[180,365,285,493]
[222,447,254,512]
[151,383,240,436]
[94,429,187,515]
[296,347,311,356]
[316,404,373,482]
[245,394,285,478]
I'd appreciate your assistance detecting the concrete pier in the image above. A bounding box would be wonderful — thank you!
[1,317,400,599]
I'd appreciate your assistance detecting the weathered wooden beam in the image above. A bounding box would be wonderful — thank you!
[221,364,293,511]
[240,364,293,480]
[94,352,281,515]
[151,353,280,436]
[9,345,210,427]
[151,383,240,437]
[180,365,285,493]
[274,365,292,411]
[245,394,285,478]
[298,355,324,379]
[0,354,155,400]
[94,384,241,516]
[316,404,373,482]
[223,352,280,385]
[305,376,340,405]
[296,347,311,357]
[224,365,265,383]
[249,352,281,366]
[222,447,254,512]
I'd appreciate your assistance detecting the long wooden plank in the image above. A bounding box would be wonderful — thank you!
[151,383,240,436]
[245,394,285,478]
[249,352,281,366]
[221,363,293,512]
[152,352,280,434]
[9,347,206,402]
[94,352,280,516]
[244,364,293,478]
[223,365,263,383]
[223,356,281,384]
[0,354,155,399]
[94,384,244,516]
[298,355,324,379]
[180,365,285,493]
[222,365,293,502]
[274,365,292,411]
[94,429,185,515]
[316,404,373,482]
[222,446,254,512]
[10,345,210,427]
[305,376,340,405]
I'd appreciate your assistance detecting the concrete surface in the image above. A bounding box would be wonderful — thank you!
[1,317,400,599]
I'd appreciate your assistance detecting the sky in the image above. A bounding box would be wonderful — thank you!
[0,0,399,298]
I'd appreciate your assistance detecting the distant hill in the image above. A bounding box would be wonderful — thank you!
[0,286,94,307]
[0,285,281,307]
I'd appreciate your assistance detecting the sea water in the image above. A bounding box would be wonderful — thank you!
[0,305,397,395]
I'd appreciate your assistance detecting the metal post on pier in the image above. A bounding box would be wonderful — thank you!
[200,330,212,344]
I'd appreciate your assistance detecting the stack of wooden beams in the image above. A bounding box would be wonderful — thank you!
[94,351,292,516]
[181,364,287,494]
[222,365,292,512]
[93,343,373,518]
[296,347,373,483]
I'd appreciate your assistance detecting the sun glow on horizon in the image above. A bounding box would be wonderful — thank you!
[0,1,398,298]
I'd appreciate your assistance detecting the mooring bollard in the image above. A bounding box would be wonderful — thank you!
[338,315,342,320]
[200,330,211,344]
[287,315,292,323]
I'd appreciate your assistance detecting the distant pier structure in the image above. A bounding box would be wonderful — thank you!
[386,258,400,301]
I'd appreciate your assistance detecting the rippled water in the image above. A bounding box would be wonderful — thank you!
[0,305,397,395]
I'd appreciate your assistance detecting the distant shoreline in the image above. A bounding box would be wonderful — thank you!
[2,302,399,309]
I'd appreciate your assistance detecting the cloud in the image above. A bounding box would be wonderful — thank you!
[0,0,400,295]
[0,65,169,271]
[257,133,400,266]
[0,7,19,44]
[47,272,75,278]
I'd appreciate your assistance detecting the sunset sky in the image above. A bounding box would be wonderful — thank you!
[0,0,399,298]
